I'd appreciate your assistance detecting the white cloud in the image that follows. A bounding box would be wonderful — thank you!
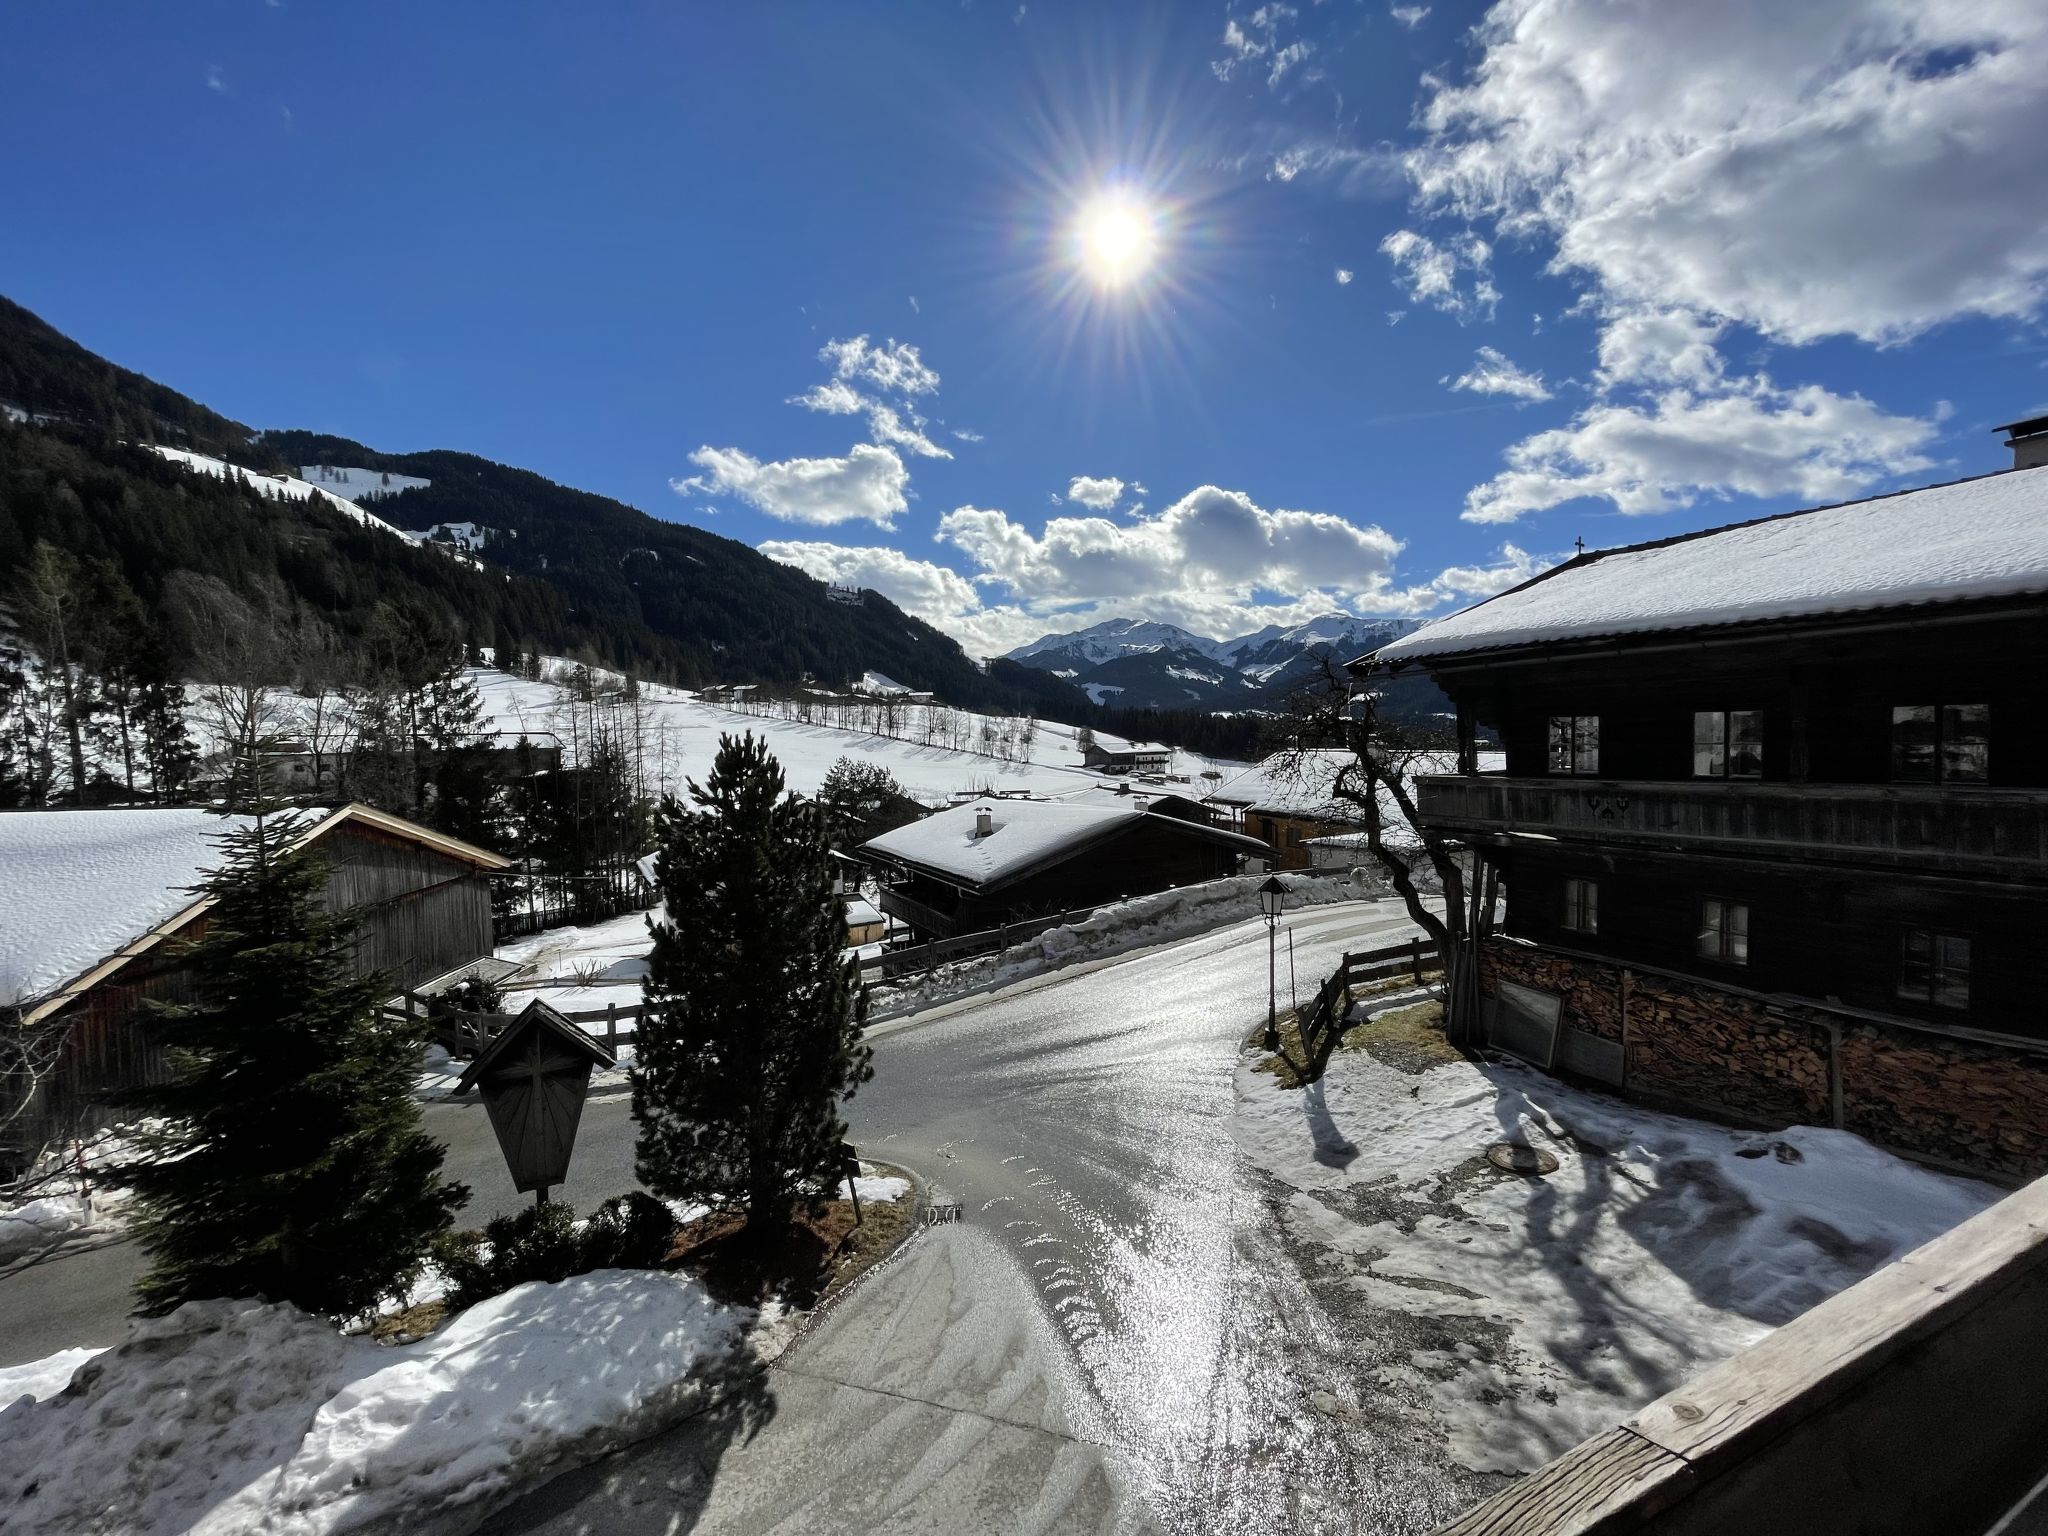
[1386,310,1406,326]
[1380,228,1497,321]
[205,65,227,93]
[1461,379,1938,524]
[863,402,951,460]
[674,443,910,529]
[819,335,940,396]
[755,541,1046,654]
[1448,346,1552,402]
[1594,309,1725,391]
[1212,4,1310,89]
[950,427,985,443]
[1431,543,1548,599]
[787,379,865,415]
[1390,5,1429,28]
[1335,267,1354,285]
[1407,0,2048,346]
[1064,475,1125,510]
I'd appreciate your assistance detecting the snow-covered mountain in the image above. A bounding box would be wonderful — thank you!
[1006,612,1422,712]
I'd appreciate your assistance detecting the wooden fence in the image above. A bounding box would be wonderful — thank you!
[859,902,1104,984]
[1294,935,1442,1064]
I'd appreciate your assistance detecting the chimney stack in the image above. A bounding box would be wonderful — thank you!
[975,807,993,838]
[1999,414,2048,471]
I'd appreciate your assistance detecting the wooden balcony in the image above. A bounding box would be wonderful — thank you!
[1415,775,2048,879]
[876,884,960,940]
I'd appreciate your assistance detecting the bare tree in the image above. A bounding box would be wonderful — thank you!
[0,1006,76,1179]
[1264,659,1496,1054]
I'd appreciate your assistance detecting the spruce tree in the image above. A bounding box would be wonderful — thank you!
[121,803,467,1317]
[632,733,872,1241]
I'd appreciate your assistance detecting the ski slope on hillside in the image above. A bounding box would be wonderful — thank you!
[144,446,417,544]
[473,662,1249,806]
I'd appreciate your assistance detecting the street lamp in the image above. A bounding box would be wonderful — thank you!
[1258,875,1286,1051]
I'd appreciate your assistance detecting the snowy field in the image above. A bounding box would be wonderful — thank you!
[143,446,417,545]
[1233,989,2000,1476]
[0,1273,743,1535]
[472,660,1249,809]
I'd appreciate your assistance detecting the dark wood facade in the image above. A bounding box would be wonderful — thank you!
[19,807,507,1161]
[1373,594,2048,1174]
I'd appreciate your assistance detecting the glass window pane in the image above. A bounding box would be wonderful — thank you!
[1697,899,1724,959]
[1729,711,1765,778]
[1943,704,1988,782]
[1935,935,1971,1009]
[1693,711,1726,777]
[1583,881,1598,932]
[1900,930,1932,999]
[1574,715,1601,776]
[1892,705,1937,782]
[1549,716,1573,774]
[1726,904,1749,964]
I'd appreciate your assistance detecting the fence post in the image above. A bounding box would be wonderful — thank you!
[606,1002,617,1054]
[1410,936,1423,983]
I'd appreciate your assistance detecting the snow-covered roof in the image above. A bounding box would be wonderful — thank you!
[1,805,510,1017]
[860,797,1267,890]
[1205,749,1505,843]
[843,896,884,927]
[1372,466,2048,666]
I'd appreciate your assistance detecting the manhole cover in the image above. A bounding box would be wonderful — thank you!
[1486,1141,1559,1176]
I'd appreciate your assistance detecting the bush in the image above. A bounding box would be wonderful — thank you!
[432,1193,679,1310]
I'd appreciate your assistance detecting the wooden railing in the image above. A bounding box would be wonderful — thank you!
[1415,775,2048,875]
[1295,936,1442,1063]
[861,902,1103,983]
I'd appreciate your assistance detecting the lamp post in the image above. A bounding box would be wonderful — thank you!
[1258,875,1286,1051]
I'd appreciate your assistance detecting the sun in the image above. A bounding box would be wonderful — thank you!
[1074,192,1159,286]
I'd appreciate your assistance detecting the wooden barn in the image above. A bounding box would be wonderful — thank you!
[2,803,510,1164]
[1356,440,2048,1177]
[861,787,1270,942]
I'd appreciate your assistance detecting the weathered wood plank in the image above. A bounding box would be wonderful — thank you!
[1433,1429,1693,1536]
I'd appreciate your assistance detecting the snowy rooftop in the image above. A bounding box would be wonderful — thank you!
[861,797,1266,889]
[1372,465,2048,665]
[0,809,253,1007]
[1206,748,1504,842]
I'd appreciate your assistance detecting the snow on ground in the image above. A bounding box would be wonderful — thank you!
[0,1272,744,1536]
[471,659,1249,809]
[869,871,1382,1018]
[1233,991,2000,1475]
[144,446,417,545]
[0,1345,104,1406]
[1,1125,148,1265]
[0,1196,95,1265]
[299,464,432,502]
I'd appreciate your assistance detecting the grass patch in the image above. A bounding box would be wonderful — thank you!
[1339,999,1460,1074]
[368,1297,448,1345]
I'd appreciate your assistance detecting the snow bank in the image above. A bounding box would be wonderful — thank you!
[1233,1005,1999,1475]
[871,872,1377,1017]
[0,1346,104,1407]
[0,1195,94,1265]
[0,1272,744,1535]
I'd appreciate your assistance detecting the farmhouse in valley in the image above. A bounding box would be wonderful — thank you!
[1358,443,2048,1177]
[1,803,510,1161]
[861,787,1270,942]
[1080,740,1172,776]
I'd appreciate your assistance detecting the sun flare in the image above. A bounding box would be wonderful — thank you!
[1075,192,1159,286]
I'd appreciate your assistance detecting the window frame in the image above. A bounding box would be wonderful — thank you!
[1696,896,1750,967]
[1898,929,1971,1011]
[1692,708,1765,780]
[1562,877,1598,935]
[1547,714,1602,777]
[1890,703,1989,785]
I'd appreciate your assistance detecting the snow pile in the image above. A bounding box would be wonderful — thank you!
[300,464,432,502]
[871,872,1378,1017]
[0,1272,744,1535]
[1233,1006,1998,1474]
[0,1346,104,1406]
[1377,463,2048,663]
[145,446,417,545]
[0,1195,95,1265]
[847,1169,911,1203]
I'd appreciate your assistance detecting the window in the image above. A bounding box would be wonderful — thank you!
[1563,878,1598,934]
[1696,898,1749,966]
[1891,704,1989,783]
[1900,930,1970,1010]
[1547,715,1601,776]
[1693,710,1764,778]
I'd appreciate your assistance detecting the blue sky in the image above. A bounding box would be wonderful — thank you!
[5,1,2046,654]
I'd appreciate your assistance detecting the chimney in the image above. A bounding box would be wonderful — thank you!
[1999,414,2048,471]
[974,807,993,838]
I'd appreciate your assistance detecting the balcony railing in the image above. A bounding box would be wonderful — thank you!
[1414,775,2048,877]
[876,884,960,940]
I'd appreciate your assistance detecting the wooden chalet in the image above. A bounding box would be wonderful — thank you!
[1357,444,2048,1177]
[1081,741,1172,776]
[860,787,1270,942]
[1206,748,1504,870]
[2,803,510,1162]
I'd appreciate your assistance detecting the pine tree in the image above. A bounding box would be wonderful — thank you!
[632,733,872,1241]
[121,806,467,1316]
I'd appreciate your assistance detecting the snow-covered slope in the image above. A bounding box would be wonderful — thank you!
[300,464,432,502]
[1010,618,1229,666]
[145,447,418,545]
